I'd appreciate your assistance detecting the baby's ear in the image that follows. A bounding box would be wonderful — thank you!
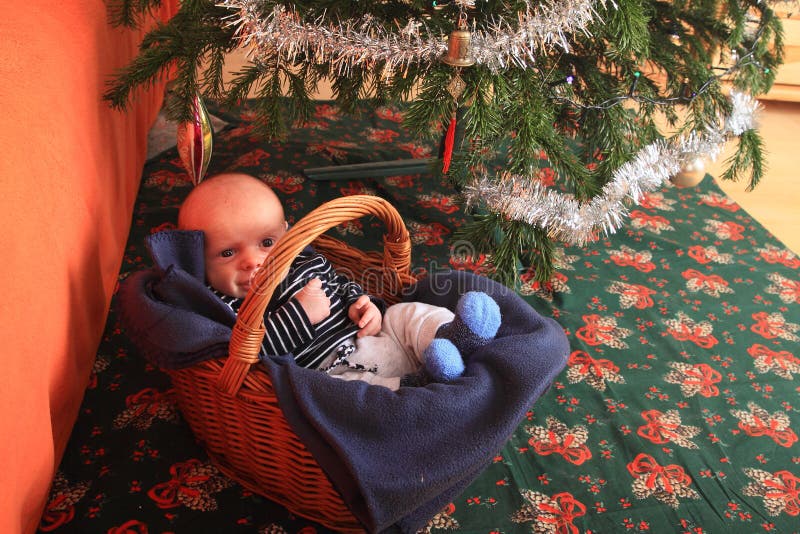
[284,220,289,230]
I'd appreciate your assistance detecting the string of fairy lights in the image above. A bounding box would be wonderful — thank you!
[219,0,769,245]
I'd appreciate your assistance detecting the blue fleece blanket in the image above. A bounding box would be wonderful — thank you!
[262,270,569,533]
[118,233,569,532]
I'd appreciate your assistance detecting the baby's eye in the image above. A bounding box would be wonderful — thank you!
[220,249,234,258]
[261,238,275,248]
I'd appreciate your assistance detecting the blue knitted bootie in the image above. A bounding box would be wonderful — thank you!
[420,291,501,383]
[436,291,501,356]
[422,338,466,382]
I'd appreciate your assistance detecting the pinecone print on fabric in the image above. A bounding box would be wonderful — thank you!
[608,245,656,272]
[575,314,631,349]
[332,219,365,237]
[748,343,800,380]
[419,503,459,532]
[147,459,233,511]
[630,209,675,234]
[698,191,740,212]
[639,191,677,211]
[664,311,719,349]
[519,270,570,300]
[756,244,800,268]
[664,362,722,398]
[687,245,734,265]
[751,311,800,342]
[566,350,625,391]
[306,139,357,161]
[627,453,700,508]
[520,249,576,299]
[407,220,451,246]
[231,148,271,168]
[416,192,460,214]
[703,218,745,241]
[637,409,701,449]
[511,489,586,532]
[258,524,288,534]
[742,468,800,517]
[113,387,180,430]
[38,472,91,532]
[260,170,304,194]
[606,281,657,309]
[765,272,800,305]
[681,269,733,297]
[731,402,798,448]
[526,416,592,465]
[366,126,401,144]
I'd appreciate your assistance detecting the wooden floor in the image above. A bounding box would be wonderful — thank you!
[708,99,800,254]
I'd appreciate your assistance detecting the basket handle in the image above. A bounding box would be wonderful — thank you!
[216,195,411,395]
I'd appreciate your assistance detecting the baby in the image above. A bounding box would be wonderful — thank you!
[178,172,501,389]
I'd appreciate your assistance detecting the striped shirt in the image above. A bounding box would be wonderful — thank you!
[213,250,368,369]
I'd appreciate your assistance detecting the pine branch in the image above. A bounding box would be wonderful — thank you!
[721,128,765,189]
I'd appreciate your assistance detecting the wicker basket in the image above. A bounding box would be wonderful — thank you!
[166,195,417,532]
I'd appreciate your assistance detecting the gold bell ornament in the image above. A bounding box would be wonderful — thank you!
[440,17,475,173]
[442,27,475,68]
[176,92,214,185]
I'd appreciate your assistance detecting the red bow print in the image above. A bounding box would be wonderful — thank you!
[739,416,798,448]
[631,210,670,231]
[759,248,800,268]
[125,388,168,417]
[531,431,592,465]
[610,251,656,272]
[418,195,459,214]
[637,410,680,444]
[627,453,691,494]
[568,351,618,378]
[682,269,729,291]
[681,363,721,397]
[751,312,789,339]
[748,344,798,371]
[576,314,617,346]
[38,494,75,532]
[147,460,210,509]
[764,470,800,516]
[537,492,587,534]
[620,283,656,309]
[688,246,714,264]
[667,322,718,349]
[107,519,149,534]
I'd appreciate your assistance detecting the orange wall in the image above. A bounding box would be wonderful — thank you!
[0,2,176,532]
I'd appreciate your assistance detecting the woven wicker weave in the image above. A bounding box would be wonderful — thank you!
[166,195,416,532]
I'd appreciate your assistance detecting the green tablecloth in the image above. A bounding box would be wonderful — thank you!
[40,101,799,534]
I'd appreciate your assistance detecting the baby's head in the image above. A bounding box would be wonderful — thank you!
[178,172,288,298]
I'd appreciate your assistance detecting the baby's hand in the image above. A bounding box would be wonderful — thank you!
[348,295,382,337]
[295,278,331,325]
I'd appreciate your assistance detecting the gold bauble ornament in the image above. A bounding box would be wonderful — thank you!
[672,157,706,187]
[176,93,214,185]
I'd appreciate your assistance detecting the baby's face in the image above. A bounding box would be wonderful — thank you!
[199,193,288,298]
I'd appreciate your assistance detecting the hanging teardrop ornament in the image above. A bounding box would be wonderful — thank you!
[442,71,466,174]
[176,92,214,185]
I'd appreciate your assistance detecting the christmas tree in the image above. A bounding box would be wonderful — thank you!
[106,0,783,284]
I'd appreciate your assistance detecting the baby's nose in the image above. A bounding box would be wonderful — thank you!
[241,250,266,271]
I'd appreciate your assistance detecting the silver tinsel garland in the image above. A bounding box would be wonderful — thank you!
[219,0,606,74]
[463,91,762,246]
